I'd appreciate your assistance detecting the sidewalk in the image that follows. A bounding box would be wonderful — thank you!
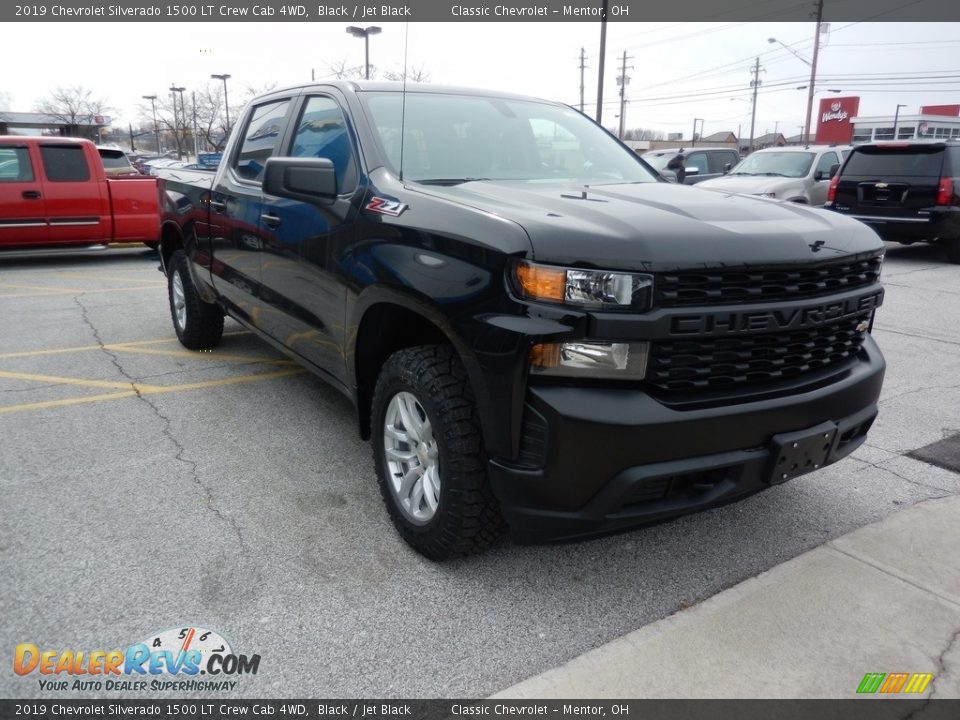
[495,495,960,699]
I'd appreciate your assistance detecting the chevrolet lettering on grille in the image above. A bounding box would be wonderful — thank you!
[669,291,883,336]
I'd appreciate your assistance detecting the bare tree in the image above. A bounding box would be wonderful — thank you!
[624,128,665,141]
[34,86,113,140]
[381,65,431,83]
[321,59,369,81]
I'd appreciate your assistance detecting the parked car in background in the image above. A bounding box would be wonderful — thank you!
[825,141,960,263]
[698,145,852,205]
[0,136,160,250]
[97,146,140,177]
[641,147,741,184]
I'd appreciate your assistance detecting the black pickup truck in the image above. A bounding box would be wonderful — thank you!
[157,82,886,559]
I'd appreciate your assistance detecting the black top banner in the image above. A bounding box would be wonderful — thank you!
[5,0,960,22]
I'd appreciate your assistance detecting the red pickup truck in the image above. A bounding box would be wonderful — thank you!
[0,136,160,250]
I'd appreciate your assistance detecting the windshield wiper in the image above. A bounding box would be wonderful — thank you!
[416,177,491,186]
[755,172,788,177]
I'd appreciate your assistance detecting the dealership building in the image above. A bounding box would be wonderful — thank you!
[814,97,960,144]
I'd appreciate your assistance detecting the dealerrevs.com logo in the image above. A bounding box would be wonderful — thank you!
[14,626,261,692]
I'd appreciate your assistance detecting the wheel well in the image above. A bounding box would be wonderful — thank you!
[354,303,448,440]
[159,221,184,275]
[788,197,809,204]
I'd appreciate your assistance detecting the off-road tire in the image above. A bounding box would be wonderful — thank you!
[371,345,505,559]
[168,249,224,349]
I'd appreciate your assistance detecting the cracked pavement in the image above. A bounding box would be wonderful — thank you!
[1,242,959,699]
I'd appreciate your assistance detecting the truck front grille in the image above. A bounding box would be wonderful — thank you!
[648,314,868,392]
[657,256,882,307]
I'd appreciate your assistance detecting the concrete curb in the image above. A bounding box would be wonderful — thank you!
[494,496,960,699]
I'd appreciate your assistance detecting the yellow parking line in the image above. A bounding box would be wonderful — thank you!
[0,285,165,299]
[108,346,295,364]
[0,390,140,415]
[51,272,161,284]
[0,331,251,360]
[138,368,305,394]
[0,282,89,293]
[0,368,306,416]
[0,370,159,391]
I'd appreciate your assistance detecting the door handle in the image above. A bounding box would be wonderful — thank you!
[209,200,226,213]
[261,213,282,229]
[22,190,41,199]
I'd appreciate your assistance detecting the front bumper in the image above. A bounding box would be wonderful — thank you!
[489,336,885,543]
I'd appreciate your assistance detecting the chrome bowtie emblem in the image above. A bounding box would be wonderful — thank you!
[875,182,889,189]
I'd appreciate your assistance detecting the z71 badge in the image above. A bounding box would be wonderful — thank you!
[366,197,408,216]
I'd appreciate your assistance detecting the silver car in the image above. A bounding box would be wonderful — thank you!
[697,145,852,205]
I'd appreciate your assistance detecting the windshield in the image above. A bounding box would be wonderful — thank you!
[99,150,132,169]
[641,153,674,171]
[843,146,945,177]
[730,151,815,178]
[360,91,658,185]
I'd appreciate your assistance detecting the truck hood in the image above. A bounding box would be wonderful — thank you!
[412,180,880,271]
[696,175,800,196]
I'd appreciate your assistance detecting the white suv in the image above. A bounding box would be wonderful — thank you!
[697,145,852,205]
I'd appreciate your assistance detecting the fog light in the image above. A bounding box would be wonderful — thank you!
[530,341,648,379]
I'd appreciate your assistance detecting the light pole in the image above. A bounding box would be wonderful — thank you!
[692,118,703,147]
[893,103,907,139]
[169,85,186,159]
[142,94,161,154]
[769,1,825,148]
[346,26,382,80]
[211,73,232,139]
[795,86,842,143]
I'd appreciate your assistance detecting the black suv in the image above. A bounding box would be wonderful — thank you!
[826,141,960,263]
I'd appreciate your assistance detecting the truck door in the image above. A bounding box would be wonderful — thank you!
[208,96,295,327]
[37,143,110,244]
[257,93,360,385]
[0,143,49,247]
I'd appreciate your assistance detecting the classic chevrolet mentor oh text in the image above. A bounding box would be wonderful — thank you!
[155,82,886,559]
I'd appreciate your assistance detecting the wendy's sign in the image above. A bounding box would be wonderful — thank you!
[815,96,860,144]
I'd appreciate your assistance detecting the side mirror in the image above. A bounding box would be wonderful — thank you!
[814,170,825,181]
[659,169,679,183]
[263,157,337,203]
[829,163,841,178]
[724,162,733,173]
[685,166,700,176]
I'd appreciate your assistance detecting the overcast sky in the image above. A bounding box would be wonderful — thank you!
[4,21,960,139]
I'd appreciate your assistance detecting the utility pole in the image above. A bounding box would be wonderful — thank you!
[578,48,588,113]
[616,50,634,139]
[596,0,608,123]
[803,0,825,143]
[748,57,763,153]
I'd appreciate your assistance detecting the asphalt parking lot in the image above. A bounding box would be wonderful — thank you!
[1,242,959,699]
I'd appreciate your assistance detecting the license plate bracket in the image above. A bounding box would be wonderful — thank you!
[767,421,838,485]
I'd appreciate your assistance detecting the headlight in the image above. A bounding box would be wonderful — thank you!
[513,260,653,311]
[530,341,649,380]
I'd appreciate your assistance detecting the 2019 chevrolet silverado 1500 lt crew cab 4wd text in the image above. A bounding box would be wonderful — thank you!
[156,82,886,559]
[0,137,160,250]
